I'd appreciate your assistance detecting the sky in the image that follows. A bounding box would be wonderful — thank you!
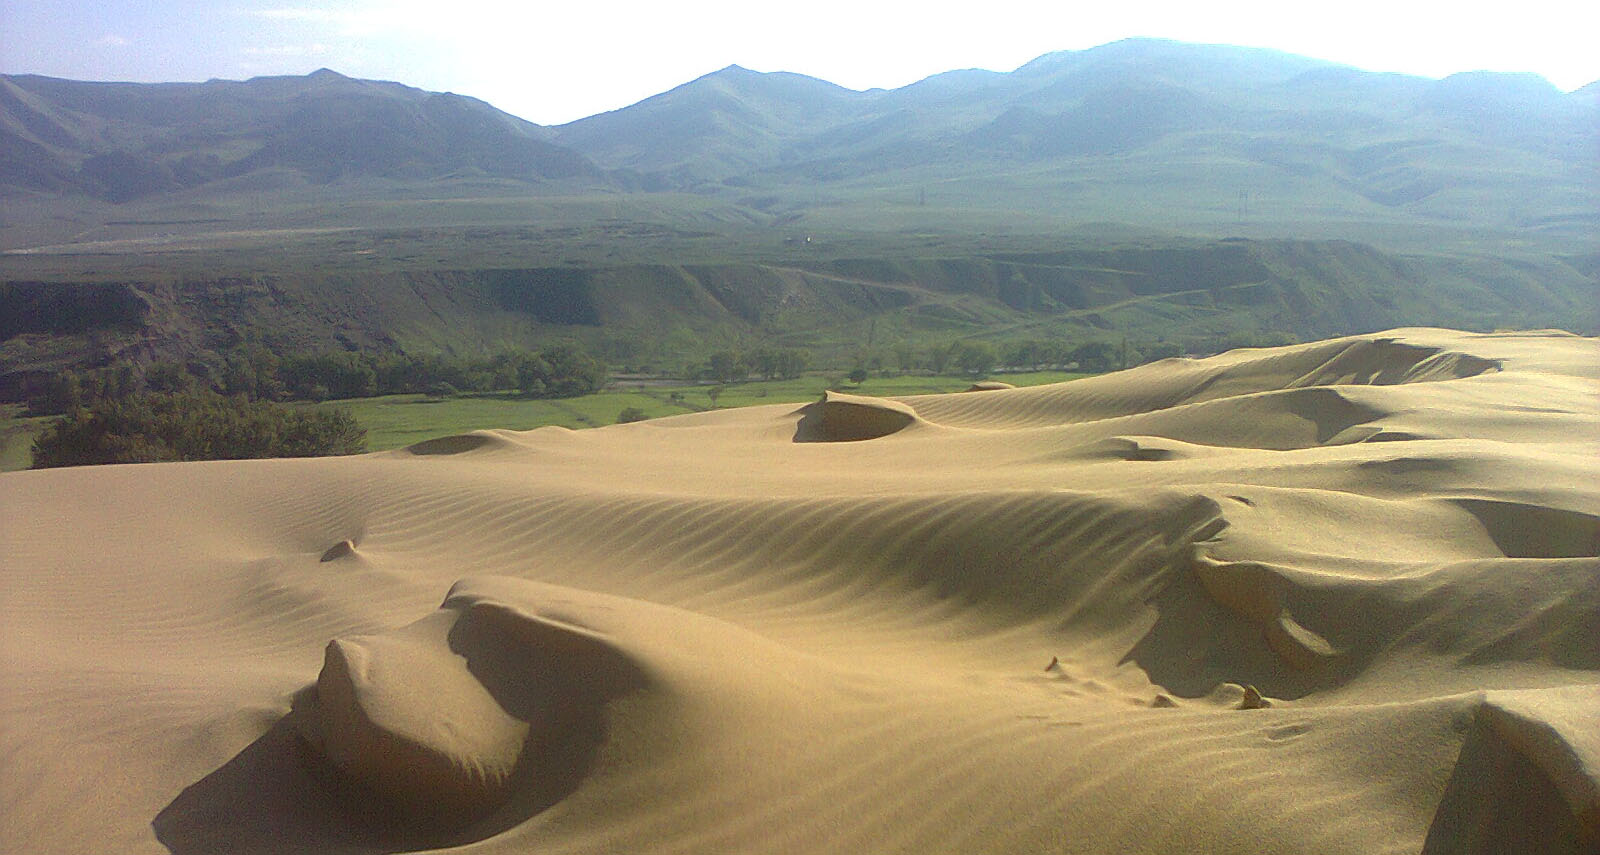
[3,1,1597,125]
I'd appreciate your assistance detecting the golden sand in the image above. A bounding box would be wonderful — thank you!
[2,328,1596,853]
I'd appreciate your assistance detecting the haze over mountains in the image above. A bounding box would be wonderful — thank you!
[0,68,600,202]
[555,40,1593,206]
[1,39,1596,395]
[3,38,1596,244]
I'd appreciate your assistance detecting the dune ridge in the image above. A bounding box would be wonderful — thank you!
[1,327,1596,854]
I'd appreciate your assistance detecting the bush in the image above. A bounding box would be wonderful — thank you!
[30,392,366,468]
[616,406,648,424]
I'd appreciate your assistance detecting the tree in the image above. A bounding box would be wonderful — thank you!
[496,351,551,396]
[1071,341,1117,373]
[144,360,195,395]
[536,343,607,397]
[30,392,366,468]
[97,364,143,401]
[279,352,377,400]
[616,406,648,424]
[1146,342,1183,361]
[891,342,916,375]
[751,347,781,380]
[951,341,997,377]
[707,385,724,408]
[1005,340,1059,371]
[707,350,745,383]
[847,366,869,384]
[221,346,285,401]
[26,371,84,416]
[774,348,808,380]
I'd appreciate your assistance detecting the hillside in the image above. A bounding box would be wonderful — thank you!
[4,238,1595,402]
[1,39,1595,390]
[3,39,1595,248]
[546,39,1597,244]
[0,69,605,201]
[552,65,866,183]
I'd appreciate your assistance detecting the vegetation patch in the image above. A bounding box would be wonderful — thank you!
[30,392,365,468]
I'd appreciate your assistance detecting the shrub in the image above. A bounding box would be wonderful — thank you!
[616,406,648,424]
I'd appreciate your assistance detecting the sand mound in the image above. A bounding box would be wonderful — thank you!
[290,580,651,837]
[792,390,922,442]
[401,429,536,457]
[1427,686,1600,852]
[2,328,1596,854]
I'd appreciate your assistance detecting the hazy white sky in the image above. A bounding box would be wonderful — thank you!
[3,0,1596,124]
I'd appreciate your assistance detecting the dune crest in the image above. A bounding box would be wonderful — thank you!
[2,328,1597,854]
[792,390,923,442]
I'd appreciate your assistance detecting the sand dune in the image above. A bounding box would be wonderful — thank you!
[1,328,1596,854]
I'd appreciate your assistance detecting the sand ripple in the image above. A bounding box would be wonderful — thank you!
[2,328,1596,854]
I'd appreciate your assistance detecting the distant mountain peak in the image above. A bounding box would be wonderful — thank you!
[0,70,605,199]
[1435,69,1560,93]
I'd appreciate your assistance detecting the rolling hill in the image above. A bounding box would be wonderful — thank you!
[4,39,1595,241]
[1,39,1595,396]
[546,39,1596,242]
[0,68,605,201]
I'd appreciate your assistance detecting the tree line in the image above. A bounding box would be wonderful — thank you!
[24,341,608,468]
[27,342,609,416]
[30,391,366,468]
[853,331,1297,379]
[700,347,811,383]
[696,338,1193,384]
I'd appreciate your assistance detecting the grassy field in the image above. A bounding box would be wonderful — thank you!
[314,371,1083,452]
[0,405,48,472]
[0,371,1084,470]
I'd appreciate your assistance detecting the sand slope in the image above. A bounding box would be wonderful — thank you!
[1,328,1596,854]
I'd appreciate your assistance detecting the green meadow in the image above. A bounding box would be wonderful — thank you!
[0,371,1084,469]
[311,371,1083,452]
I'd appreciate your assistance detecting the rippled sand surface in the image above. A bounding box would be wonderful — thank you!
[2,328,1596,854]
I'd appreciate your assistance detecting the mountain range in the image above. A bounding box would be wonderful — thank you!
[0,67,598,202]
[3,38,1596,246]
[1,39,1596,399]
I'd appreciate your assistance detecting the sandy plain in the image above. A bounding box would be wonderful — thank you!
[1,327,1596,854]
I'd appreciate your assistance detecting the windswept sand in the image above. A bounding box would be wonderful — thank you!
[2,328,1597,854]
